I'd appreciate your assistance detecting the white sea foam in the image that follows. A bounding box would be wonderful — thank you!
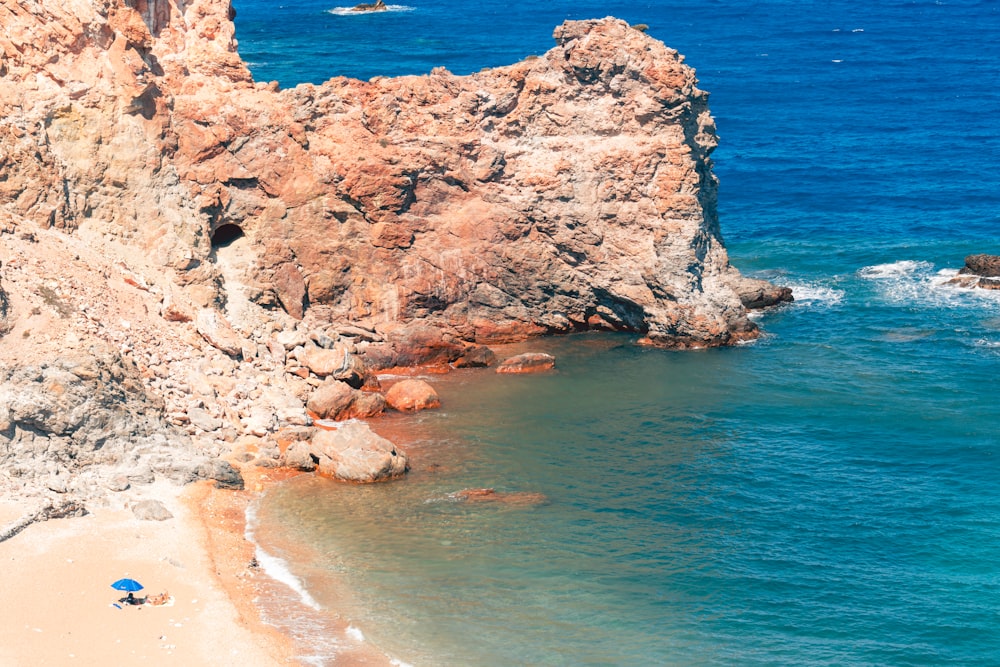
[346,625,366,641]
[857,260,933,279]
[785,282,845,307]
[328,4,415,16]
[858,259,1000,311]
[245,501,323,610]
[254,547,323,610]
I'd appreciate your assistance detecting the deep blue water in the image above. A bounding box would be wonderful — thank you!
[234,1,1000,664]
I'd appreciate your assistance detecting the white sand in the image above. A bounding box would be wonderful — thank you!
[0,484,296,666]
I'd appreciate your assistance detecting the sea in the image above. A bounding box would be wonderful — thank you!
[232,1,1000,664]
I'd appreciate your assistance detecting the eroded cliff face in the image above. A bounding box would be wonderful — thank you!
[0,0,784,349]
[0,0,789,501]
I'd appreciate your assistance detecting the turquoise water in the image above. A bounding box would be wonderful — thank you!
[235,0,1000,664]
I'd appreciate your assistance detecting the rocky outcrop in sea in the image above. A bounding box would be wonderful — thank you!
[0,0,790,504]
[948,254,1000,290]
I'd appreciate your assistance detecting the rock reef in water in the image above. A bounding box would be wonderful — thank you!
[0,0,790,501]
[948,254,1000,290]
[351,0,388,11]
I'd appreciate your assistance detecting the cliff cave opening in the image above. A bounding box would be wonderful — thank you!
[211,224,244,248]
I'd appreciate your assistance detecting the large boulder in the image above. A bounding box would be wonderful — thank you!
[385,379,441,412]
[961,254,1000,278]
[949,254,1000,289]
[282,441,318,471]
[297,344,367,387]
[309,422,408,482]
[0,4,785,350]
[452,344,497,368]
[728,276,795,310]
[195,309,243,358]
[364,323,466,370]
[307,379,386,420]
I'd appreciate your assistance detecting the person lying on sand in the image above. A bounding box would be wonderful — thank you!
[145,591,172,606]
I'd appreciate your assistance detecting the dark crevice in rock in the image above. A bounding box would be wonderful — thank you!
[210,223,244,248]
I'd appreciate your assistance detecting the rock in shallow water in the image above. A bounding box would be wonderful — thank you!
[948,254,1000,290]
[307,422,408,482]
[384,379,441,412]
[496,353,556,374]
[961,254,1000,278]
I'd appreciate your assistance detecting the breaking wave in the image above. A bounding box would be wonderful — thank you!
[327,4,415,16]
[245,501,323,610]
[784,282,845,307]
[858,259,1000,311]
[857,259,934,279]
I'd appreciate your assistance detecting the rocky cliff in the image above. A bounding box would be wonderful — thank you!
[0,0,789,501]
[1,0,787,345]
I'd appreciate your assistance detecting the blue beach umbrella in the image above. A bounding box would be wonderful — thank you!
[110,578,144,593]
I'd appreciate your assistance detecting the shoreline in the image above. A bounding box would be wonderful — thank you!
[0,466,395,667]
[195,465,397,666]
[0,337,607,667]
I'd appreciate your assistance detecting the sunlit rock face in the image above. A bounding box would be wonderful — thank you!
[0,1,786,350]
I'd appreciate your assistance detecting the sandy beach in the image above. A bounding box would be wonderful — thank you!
[0,482,297,666]
[0,465,396,667]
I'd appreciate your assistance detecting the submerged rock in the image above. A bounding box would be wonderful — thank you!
[450,488,548,506]
[496,353,556,374]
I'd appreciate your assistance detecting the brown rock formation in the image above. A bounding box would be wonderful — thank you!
[947,254,1000,290]
[384,379,441,412]
[0,0,784,355]
[496,352,557,374]
[961,254,1000,278]
[307,422,409,482]
[0,0,791,500]
[451,344,497,368]
[307,379,386,420]
[351,0,388,11]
